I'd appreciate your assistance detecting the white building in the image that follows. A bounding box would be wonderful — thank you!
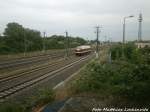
[135,42,150,48]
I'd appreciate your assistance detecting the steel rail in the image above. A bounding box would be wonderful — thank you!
[0,53,64,70]
[0,56,79,92]
[0,58,65,83]
[0,55,91,102]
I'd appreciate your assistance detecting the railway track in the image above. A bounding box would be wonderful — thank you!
[0,49,67,62]
[0,52,65,70]
[0,51,74,76]
[0,58,65,83]
[0,56,78,91]
[0,55,92,102]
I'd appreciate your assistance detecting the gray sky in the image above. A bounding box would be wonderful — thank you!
[0,0,150,41]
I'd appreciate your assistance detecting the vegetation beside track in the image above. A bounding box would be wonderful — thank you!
[0,88,55,112]
[70,43,150,107]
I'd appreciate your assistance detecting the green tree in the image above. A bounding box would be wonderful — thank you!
[3,22,42,53]
[24,28,42,51]
[44,35,87,49]
[0,22,87,54]
[4,23,25,52]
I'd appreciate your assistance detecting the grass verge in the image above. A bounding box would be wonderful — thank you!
[0,88,55,112]
[69,59,150,107]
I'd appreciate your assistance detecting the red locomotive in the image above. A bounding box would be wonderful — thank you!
[75,45,92,56]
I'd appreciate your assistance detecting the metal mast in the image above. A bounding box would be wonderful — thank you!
[95,26,101,58]
[123,15,134,43]
[43,32,46,52]
[138,13,143,42]
[65,31,69,58]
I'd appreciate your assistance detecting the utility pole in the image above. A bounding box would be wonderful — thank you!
[123,18,126,44]
[108,37,112,64]
[122,15,134,58]
[87,37,89,44]
[43,31,46,53]
[95,26,101,58]
[123,15,134,43]
[104,35,107,44]
[24,29,27,57]
[138,13,143,42]
[65,31,69,58]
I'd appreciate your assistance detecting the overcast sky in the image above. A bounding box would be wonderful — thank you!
[0,0,150,41]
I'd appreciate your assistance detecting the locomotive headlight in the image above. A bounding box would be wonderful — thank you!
[76,49,80,51]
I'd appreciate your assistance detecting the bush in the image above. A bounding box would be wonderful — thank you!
[73,60,150,103]
[110,44,123,60]
[110,43,150,64]
[26,88,55,109]
[0,103,25,112]
[0,88,55,112]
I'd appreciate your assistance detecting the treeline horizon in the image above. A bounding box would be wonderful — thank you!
[0,22,87,54]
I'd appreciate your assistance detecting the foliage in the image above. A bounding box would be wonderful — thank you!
[1,22,43,54]
[73,60,150,103]
[73,43,150,106]
[0,88,54,112]
[73,44,150,104]
[0,37,10,54]
[29,88,55,107]
[0,103,25,112]
[138,46,150,64]
[24,28,43,51]
[110,43,150,64]
[110,44,122,60]
[0,22,87,54]
[44,35,87,50]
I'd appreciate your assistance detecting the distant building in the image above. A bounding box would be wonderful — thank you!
[135,41,150,48]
